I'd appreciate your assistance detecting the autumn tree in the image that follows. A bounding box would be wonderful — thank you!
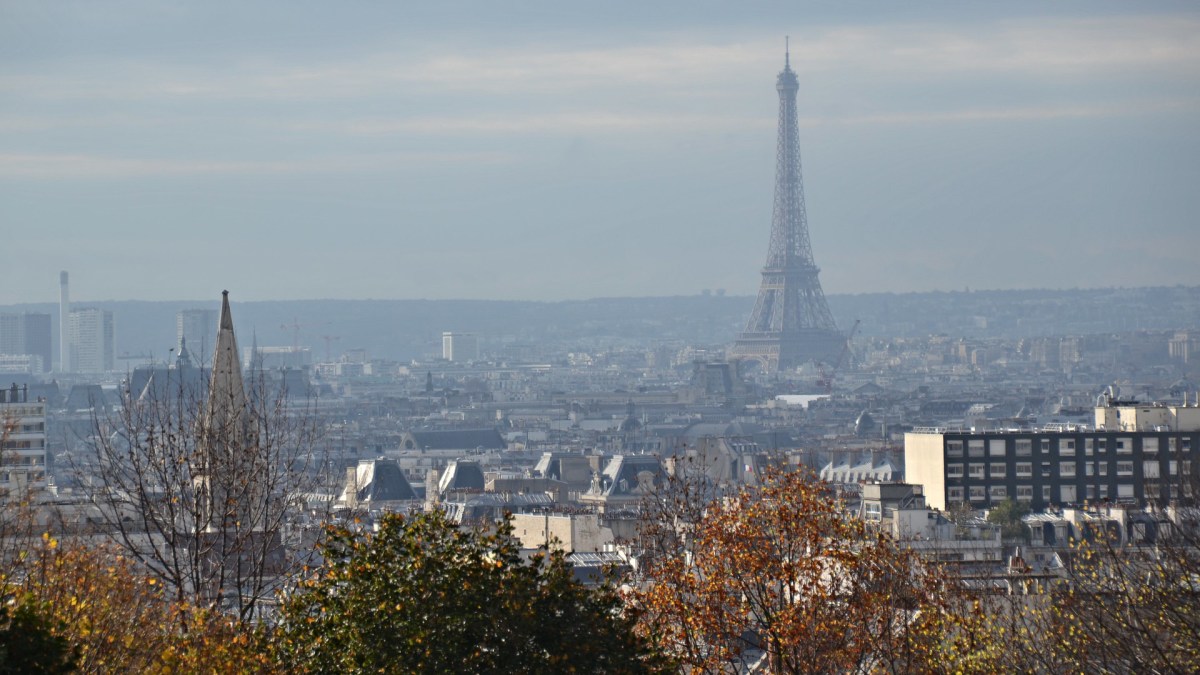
[1001,510,1200,673]
[635,467,992,674]
[273,510,671,674]
[6,534,276,674]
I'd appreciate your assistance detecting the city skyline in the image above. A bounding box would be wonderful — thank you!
[3,1,1199,304]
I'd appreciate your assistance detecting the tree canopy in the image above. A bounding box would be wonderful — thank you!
[635,468,988,673]
[274,510,670,674]
[986,499,1031,542]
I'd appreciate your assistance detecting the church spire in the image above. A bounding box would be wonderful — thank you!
[206,290,246,436]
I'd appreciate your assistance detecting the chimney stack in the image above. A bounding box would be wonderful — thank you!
[59,271,70,372]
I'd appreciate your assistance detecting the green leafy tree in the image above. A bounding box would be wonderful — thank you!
[0,599,75,674]
[985,499,1031,542]
[274,511,671,674]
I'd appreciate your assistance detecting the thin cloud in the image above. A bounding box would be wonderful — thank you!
[0,151,514,179]
[297,112,772,136]
[804,98,1200,127]
[4,15,1196,104]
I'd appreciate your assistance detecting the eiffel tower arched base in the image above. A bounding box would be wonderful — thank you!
[731,328,845,374]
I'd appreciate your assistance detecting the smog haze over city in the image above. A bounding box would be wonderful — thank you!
[3,0,1199,305]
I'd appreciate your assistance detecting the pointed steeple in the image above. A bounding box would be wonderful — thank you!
[206,290,246,436]
[174,335,194,370]
[249,330,263,374]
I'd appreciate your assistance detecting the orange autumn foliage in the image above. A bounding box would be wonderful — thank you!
[634,468,994,674]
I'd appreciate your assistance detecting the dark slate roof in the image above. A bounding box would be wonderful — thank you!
[408,428,506,450]
[439,460,486,493]
[355,459,417,502]
[65,384,108,410]
[593,454,664,497]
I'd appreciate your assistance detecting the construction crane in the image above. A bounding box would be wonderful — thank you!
[280,318,329,352]
[816,319,861,393]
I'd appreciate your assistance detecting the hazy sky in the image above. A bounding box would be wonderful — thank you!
[3,1,1198,304]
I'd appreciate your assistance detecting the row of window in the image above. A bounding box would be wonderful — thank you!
[946,437,1192,459]
[949,483,1143,503]
[0,470,46,484]
[0,439,45,450]
[0,406,44,417]
[947,460,1191,480]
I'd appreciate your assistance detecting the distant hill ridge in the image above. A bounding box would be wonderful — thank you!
[3,286,1196,363]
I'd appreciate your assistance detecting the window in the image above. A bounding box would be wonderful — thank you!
[1184,438,1192,451]
[990,486,1008,499]
[1060,462,1076,477]
[1117,438,1132,454]
[1061,439,1076,456]
[1144,461,1160,479]
[1146,483,1160,500]
[990,463,1007,478]
[1099,462,1108,476]
[947,463,964,478]
[1183,461,1192,476]
[1087,485,1097,500]
[947,487,964,502]
[1016,439,1033,456]
[1117,484,1135,499]
[989,439,1006,457]
[969,486,986,501]
[1041,439,1051,452]
[968,440,985,458]
[1169,437,1179,453]
[1016,462,1033,477]
[1086,463,1095,477]
[1099,485,1109,499]
[1144,438,1159,454]
[1085,438,1096,456]
[1016,485,1034,501]
[1117,462,1134,476]
[1060,485,1077,503]
[968,464,985,478]
[1041,462,1052,475]
[1042,486,1052,502]
[946,440,963,458]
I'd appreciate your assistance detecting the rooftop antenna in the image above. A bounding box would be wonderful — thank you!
[785,35,790,68]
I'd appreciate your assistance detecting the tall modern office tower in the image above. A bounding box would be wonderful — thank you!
[177,308,218,366]
[731,47,843,373]
[59,271,70,372]
[68,308,116,373]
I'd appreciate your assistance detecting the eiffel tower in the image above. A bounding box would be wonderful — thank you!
[732,45,843,374]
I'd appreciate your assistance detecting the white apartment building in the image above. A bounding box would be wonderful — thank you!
[68,308,116,373]
[442,332,479,362]
[0,384,47,495]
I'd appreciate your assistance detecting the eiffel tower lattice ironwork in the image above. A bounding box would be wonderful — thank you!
[732,45,843,373]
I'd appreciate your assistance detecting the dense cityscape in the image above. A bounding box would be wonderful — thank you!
[3,3,1199,673]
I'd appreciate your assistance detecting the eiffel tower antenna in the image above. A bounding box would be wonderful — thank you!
[732,46,844,374]
[785,35,790,68]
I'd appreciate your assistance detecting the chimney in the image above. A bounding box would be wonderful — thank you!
[59,271,70,372]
